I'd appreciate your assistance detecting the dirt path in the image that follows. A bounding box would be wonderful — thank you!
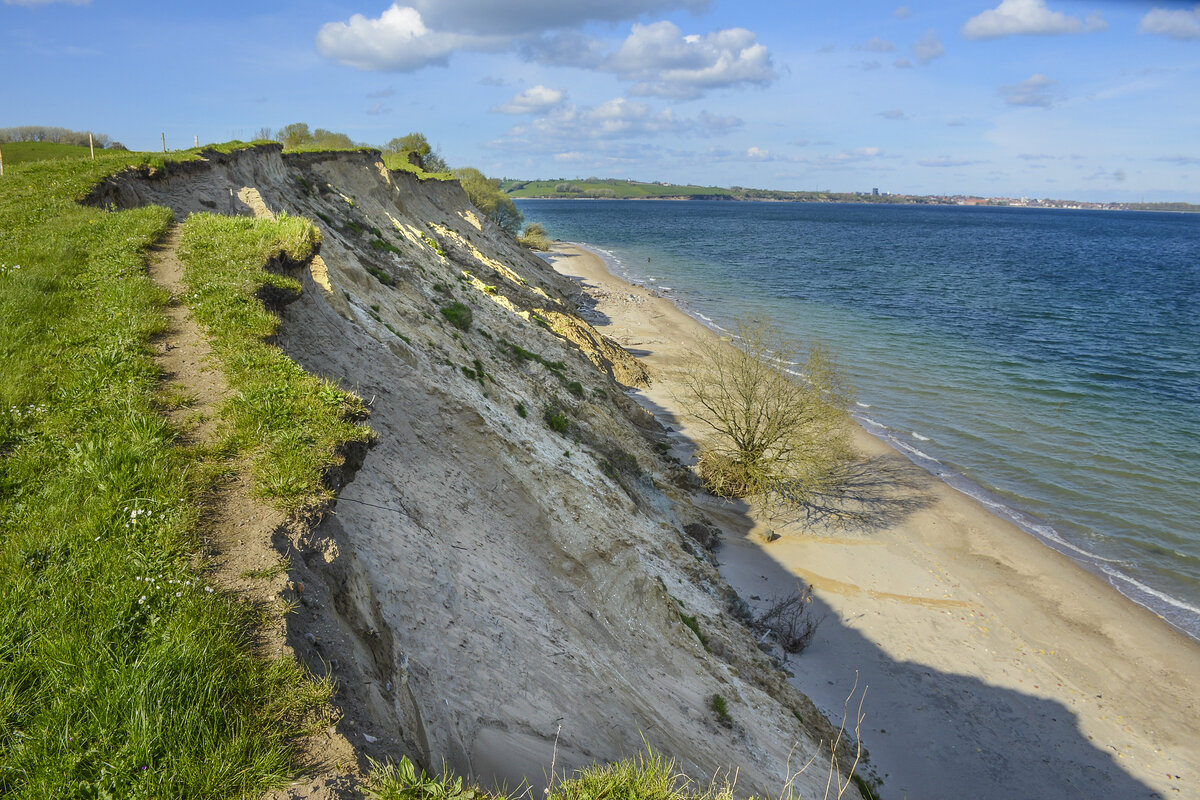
[146,226,365,799]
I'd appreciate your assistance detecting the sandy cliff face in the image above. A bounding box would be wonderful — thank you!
[89,145,859,798]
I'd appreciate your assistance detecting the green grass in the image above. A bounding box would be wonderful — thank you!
[0,141,95,165]
[380,152,454,182]
[177,212,373,510]
[544,406,570,435]
[677,612,710,651]
[709,694,733,727]
[370,237,403,256]
[367,750,739,800]
[366,264,395,285]
[0,148,336,797]
[440,301,473,332]
[498,338,566,374]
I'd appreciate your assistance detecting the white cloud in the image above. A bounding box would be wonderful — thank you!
[878,109,907,120]
[913,29,945,64]
[1158,154,1200,165]
[1139,7,1200,40]
[894,56,914,68]
[492,85,566,114]
[857,37,896,52]
[316,5,502,71]
[1000,73,1059,107]
[804,147,887,168]
[696,110,744,133]
[493,97,740,148]
[317,4,772,98]
[553,151,588,163]
[919,156,985,167]
[410,0,709,36]
[746,146,772,160]
[961,0,1106,40]
[522,32,608,67]
[606,21,776,99]
[1084,167,1127,182]
[894,5,913,19]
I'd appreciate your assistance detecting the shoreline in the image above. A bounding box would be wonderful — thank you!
[576,239,1200,643]
[545,240,1200,799]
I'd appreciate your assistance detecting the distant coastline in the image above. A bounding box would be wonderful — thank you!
[504,178,1200,213]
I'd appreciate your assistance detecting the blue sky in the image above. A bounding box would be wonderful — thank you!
[3,0,1199,201]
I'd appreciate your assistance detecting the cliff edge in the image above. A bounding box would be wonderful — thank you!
[88,144,862,799]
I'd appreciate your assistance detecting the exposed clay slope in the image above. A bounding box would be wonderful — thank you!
[90,145,860,799]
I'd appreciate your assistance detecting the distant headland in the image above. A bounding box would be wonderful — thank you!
[503,177,1200,213]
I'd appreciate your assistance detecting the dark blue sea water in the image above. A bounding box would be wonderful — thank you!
[517,199,1200,640]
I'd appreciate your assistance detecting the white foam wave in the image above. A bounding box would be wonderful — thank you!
[1101,566,1200,618]
[856,401,872,408]
[912,431,931,441]
[947,482,1125,565]
[856,415,887,431]
[893,439,941,464]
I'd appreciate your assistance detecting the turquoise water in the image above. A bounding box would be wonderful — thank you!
[517,199,1200,640]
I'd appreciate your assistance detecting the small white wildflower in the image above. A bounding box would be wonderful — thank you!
[138,596,147,604]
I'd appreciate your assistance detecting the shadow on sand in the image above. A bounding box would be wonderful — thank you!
[626,387,1164,800]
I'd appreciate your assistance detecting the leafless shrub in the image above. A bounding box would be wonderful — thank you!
[755,584,823,654]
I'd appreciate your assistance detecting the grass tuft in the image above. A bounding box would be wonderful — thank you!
[710,694,733,728]
[440,301,473,332]
[544,406,570,435]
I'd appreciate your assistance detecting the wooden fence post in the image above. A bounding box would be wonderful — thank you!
[0,144,4,177]
[89,132,95,160]
[162,132,167,154]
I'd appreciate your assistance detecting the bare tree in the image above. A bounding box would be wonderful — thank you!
[755,585,823,654]
[679,318,854,511]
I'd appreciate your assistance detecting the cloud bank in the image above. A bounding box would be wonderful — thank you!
[961,0,1105,39]
[1139,7,1200,40]
[317,3,775,98]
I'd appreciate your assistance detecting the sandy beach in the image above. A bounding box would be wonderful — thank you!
[546,242,1200,800]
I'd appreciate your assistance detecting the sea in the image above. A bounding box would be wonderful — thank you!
[515,198,1200,642]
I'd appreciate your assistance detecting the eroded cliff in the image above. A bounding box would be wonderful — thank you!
[88,144,861,799]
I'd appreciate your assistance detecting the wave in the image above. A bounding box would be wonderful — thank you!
[1101,566,1200,621]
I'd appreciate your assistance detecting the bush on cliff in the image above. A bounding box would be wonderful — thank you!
[454,167,523,235]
